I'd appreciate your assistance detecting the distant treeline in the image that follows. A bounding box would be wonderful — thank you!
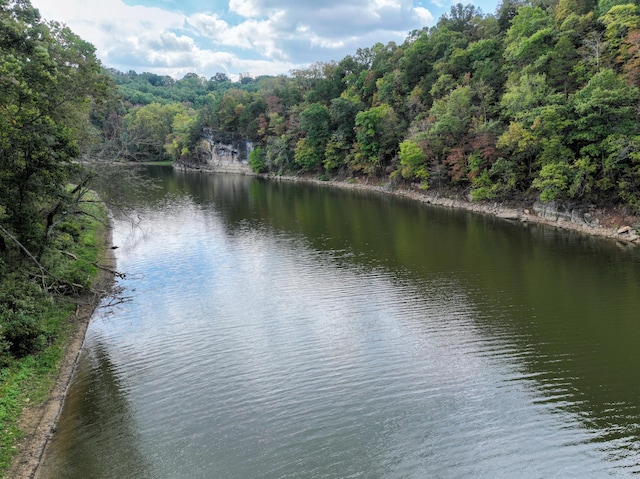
[101,0,640,210]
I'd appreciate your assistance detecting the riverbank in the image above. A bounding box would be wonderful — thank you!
[3,218,116,479]
[264,174,640,245]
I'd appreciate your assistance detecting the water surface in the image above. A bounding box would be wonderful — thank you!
[40,167,640,478]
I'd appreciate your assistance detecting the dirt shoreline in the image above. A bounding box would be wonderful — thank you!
[6,222,116,479]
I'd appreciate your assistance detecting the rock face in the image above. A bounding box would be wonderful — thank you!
[529,200,640,243]
[496,211,521,221]
[532,201,600,227]
[175,129,253,174]
[617,225,640,242]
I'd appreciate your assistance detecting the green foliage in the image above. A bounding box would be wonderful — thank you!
[165,109,198,161]
[0,275,49,363]
[329,93,363,142]
[299,103,331,149]
[294,137,323,171]
[249,146,267,173]
[0,195,105,362]
[0,0,114,260]
[438,4,485,40]
[323,133,352,172]
[354,104,401,173]
[124,102,191,161]
[569,69,640,149]
[600,4,639,57]
[503,6,553,68]
[599,134,640,205]
[546,34,580,96]
[109,69,244,107]
[470,158,518,200]
[500,74,559,123]
[375,70,406,114]
[428,85,473,152]
[0,0,115,367]
[470,170,497,200]
[532,161,572,201]
[465,38,505,92]
[400,26,466,98]
[396,139,429,181]
[265,135,294,174]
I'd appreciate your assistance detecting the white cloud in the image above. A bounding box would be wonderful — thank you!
[228,0,263,17]
[188,12,288,60]
[413,6,434,24]
[370,0,402,16]
[30,0,439,79]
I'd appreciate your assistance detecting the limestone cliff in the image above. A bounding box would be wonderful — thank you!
[175,129,253,174]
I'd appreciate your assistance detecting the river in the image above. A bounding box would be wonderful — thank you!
[39,166,640,478]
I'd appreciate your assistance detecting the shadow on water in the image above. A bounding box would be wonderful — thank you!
[38,330,152,478]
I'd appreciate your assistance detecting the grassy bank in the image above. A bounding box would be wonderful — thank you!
[0,196,111,477]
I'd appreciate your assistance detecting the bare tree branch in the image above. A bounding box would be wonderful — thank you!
[0,223,61,289]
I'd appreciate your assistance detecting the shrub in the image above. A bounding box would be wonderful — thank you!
[249,146,267,173]
[0,276,50,364]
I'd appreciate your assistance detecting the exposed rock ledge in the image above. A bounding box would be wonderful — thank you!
[174,128,253,174]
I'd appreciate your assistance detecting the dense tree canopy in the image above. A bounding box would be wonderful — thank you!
[0,0,112,255]
[1,0,116,362]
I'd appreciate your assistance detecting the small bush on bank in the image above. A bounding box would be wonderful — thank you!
[0,275,50,364]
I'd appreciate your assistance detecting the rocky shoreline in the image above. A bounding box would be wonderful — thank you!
[263,174,640,246]
[175,160,640,243]
[173,112,639,246]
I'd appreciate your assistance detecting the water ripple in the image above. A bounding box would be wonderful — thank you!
[42,177,640,479]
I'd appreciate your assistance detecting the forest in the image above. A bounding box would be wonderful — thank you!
[1,0,117,365]
[100,0,640,211]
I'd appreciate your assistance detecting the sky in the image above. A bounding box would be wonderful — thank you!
[30,0,499,81]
